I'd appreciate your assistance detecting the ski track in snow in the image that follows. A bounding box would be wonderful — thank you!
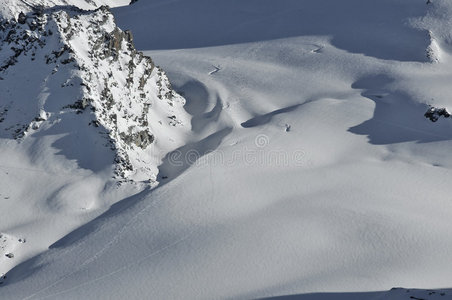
[3,0,452,299]
[27,232,195,300]
[22,178,198,300]
[22,189,155,299]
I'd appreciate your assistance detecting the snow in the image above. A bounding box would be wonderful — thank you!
[0,0,188,282]
[1,0,452,299]
[0,0,130,20]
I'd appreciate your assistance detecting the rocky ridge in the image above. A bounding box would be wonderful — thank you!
[0,3,188,181]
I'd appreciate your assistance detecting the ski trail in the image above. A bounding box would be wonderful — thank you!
[209,65,221,75]
[21,182,189,300]
[22,188,155,300]
[34,232,195,300]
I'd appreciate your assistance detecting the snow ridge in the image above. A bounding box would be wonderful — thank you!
[0,4,188,181]
[0,0,130,21]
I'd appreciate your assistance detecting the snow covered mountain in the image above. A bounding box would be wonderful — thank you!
[0,1,189,181]
[0,0,130,20]
[0,0,189,283]
[2,0,452,299]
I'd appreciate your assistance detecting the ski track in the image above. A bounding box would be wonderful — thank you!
[3,0,452,299]
[32,232,195,300]
[21,189,155,300]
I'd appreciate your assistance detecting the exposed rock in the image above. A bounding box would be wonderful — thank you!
[120,129,154,149]
[425,106,450,122]
[0,5,187,181]
[17,12,26,24]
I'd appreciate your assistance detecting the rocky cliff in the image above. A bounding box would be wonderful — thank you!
[0,2,188,181]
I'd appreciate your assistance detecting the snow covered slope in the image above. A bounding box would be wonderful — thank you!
[0,3,189,180]
[2,0,452,299]
[0,0,130,20]
[0,0,189,282]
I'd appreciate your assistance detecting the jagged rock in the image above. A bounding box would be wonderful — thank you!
[0,4,187,180]
[120,129,154,149]
[17,12,26,24]
[102,27,135,59]
[64,99,89,110]
[425,106,450,122]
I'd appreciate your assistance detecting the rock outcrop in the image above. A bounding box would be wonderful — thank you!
[0,3,188,181]
[425,106,451,122]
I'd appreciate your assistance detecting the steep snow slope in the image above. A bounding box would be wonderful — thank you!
[2,0,452,299]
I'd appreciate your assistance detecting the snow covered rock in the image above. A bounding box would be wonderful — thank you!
[0,3,188,181]
[424,106,451,122]
[0,0,130,21]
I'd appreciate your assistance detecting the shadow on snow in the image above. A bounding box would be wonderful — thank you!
[348,74,452,144]
[114,0,430,62]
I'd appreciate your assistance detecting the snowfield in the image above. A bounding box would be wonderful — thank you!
[1,0,452,299]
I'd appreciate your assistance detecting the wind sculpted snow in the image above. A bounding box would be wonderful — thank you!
[2,0,452,299]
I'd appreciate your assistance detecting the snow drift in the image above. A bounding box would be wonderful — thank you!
[2,0,452,299]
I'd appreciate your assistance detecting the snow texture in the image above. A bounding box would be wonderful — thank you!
[1,0,452,299]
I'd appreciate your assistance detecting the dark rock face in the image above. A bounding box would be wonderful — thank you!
[17,12,27,24]
[425,106,451,122]
[120,130,154,149]
[134,130,154,148]
[105,27,134,59]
